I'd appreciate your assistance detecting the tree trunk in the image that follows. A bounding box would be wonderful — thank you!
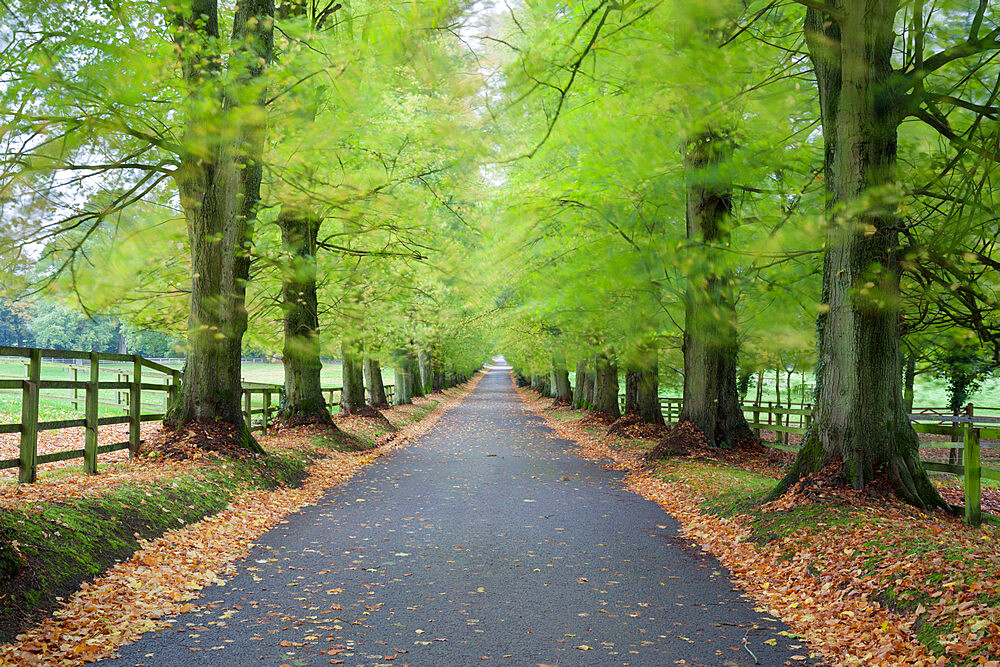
[409,352,425,398]
[168,0,272,455]
[626,348,664,425]
[772,3,944,509]
[339,345,366,415]
[903,353,916,414]
[364,357,388,408]
[679,128,753,448]
[278,213,332,424]
[551,358,572,404]
[625,369,639,414]
[572,359,588,408]
[583,366,595,407]
[591,353,621,420]
[393,354,413,406]
[418,350,431,396]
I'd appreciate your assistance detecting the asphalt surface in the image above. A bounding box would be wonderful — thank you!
[101,365,813,667]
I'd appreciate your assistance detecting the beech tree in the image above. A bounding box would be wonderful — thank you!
[773,0,1000,507]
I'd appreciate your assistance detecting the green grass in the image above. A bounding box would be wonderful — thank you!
[0,451,312,643]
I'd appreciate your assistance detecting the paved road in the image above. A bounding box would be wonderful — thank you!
[102,366,811,666]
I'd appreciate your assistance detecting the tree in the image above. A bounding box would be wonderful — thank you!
[773,1,1000,507]
[165,0,273,455]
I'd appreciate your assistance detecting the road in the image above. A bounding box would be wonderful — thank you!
[101,365,812,666]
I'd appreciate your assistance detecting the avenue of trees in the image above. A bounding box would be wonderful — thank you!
[1,0,999,509]
[489,0,1000,510]
[0,0,491,451]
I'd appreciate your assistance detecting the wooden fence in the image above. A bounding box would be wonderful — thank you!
[240,384,395,433]
[1,346,397,483]
[0,346,179,483]
[642,395,1000,526]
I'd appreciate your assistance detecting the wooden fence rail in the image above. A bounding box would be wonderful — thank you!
[241,384,396,432]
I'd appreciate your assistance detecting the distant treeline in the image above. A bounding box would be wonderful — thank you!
[0,297,182,356]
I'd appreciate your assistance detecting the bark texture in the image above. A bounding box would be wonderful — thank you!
[364,357,388,408]
[278,213,332,424]
[393,361,413,406]
[168,0,273,454]
[625,350,665,425]
[339,346,366,415]
[679,129,753,448]
[551,358,572,404]
[583,367,595,407]
[572,359,589,409]
[410,353,425,398]
[591,353,621,420]
[773,2,944,509]
[418,350,431,396]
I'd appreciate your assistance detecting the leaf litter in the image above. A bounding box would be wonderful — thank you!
[0,377,481,666]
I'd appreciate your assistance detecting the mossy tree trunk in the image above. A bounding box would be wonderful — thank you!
[551,357,572,404]
[168,0,272,455]
[591,353,621,420]
[572,359,589,408]
[771,3,945,509]
[409,352,425,398]
[418,350,431,396]
[278,213,332,424]
[625,346,664,425]
[340,345,366,415]
[364,357,388,408]
[393,355,413,406]
[679,129,753,448]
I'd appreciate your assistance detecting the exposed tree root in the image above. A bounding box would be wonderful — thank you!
[273,409,337,432]
[337,406,398,434]
[768,432,952,511]
[580,411,620,426]
[644,420,710,460]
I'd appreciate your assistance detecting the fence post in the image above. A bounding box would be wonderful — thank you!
[19,380,38,484]
[167,369,180,413]
[262,390,270,433]
[18,349,41,483]
[752,405,761,439]
[84,352,99,474]
[243,389,252,430]
[964,423,982,526]
[72,366,79,410]
[129,355,141,456]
